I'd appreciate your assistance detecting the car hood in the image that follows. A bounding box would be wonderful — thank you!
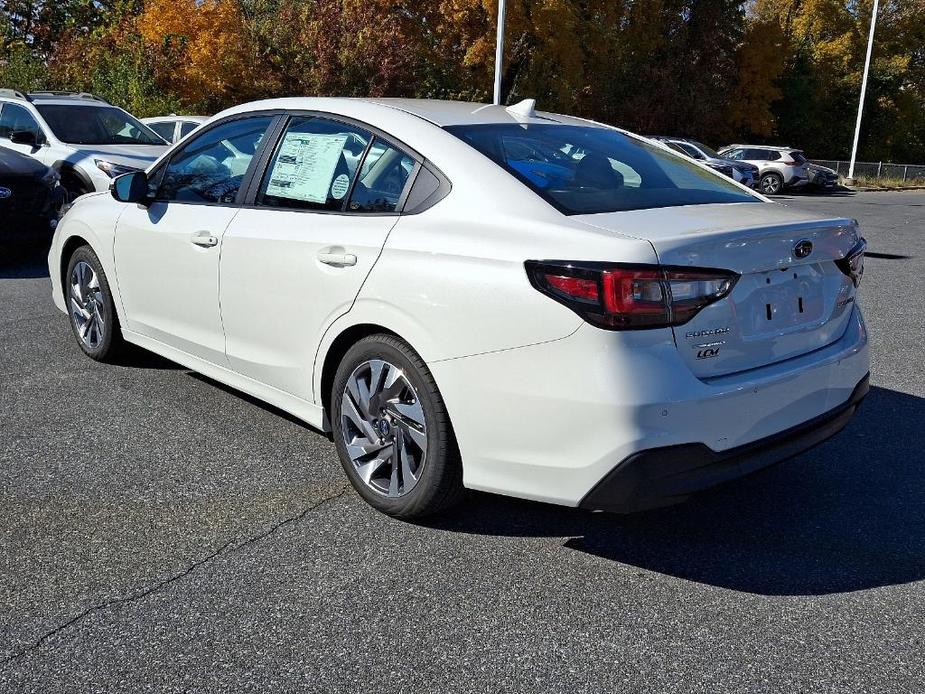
[73,144,168,170]
[808,163,837,174]
[0,147,50,178]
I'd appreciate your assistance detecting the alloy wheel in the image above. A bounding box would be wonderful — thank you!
[761,175,781,195]
[340,359,427,497]
[69,260,105,349]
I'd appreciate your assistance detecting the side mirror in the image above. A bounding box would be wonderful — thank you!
[111,171,149,204]
[10,130,39,147]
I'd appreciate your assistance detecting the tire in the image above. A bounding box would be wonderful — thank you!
[760,172,784,195]
[65,245,124,361]
[331,334,464,518]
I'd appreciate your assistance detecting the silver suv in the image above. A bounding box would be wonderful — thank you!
[0,90,168,201]
[718,144,810,195]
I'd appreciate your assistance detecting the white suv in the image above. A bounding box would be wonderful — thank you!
[0,90,168,201]
[719,144,810,195]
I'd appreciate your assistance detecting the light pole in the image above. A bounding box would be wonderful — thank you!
[846,0,879,185]
[493,0,507,105]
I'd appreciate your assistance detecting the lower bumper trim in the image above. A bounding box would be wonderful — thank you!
[579,373,870,513]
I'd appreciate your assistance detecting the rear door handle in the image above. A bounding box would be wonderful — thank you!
[191,231,218,248]
[317,251,357,267]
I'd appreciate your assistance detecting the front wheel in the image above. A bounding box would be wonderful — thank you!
[760,172,784,195]
[331,334,464,518]
[66,245,124,361]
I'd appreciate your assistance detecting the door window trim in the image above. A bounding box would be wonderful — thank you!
[143,108,450,215]
[241,111,424,218]
[145,110,288,208]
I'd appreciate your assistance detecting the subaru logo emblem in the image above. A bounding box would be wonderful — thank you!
[0,187,11,199]
[793,240,813,259]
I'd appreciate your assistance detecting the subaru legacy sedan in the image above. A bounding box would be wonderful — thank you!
[47,98,868,518]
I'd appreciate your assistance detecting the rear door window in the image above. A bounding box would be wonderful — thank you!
[257,116,414,213]
[148,121,176,142]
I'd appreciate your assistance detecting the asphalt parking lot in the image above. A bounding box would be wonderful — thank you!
[1,190,923,692]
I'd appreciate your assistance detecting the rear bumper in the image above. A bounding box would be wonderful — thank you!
[431,305,869,508]
[579,373,869,513]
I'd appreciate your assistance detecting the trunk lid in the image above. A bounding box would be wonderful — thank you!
[576,202,862,378]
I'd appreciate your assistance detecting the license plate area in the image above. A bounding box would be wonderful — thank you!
[739,265,826,337]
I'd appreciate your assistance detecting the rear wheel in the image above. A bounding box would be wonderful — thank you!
[66,245,124,361]
[760,172,784,195]
[331,334,464,518]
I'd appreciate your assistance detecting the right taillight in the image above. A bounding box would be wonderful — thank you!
[525,261,739,330]
[835,238,866,287]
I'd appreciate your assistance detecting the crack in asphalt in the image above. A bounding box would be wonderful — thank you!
[1,484,350,668]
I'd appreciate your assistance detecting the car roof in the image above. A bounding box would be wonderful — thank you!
[142,115,209,123]
[216,97,605,129]
[723,144,801,152]
[25,95,113,107]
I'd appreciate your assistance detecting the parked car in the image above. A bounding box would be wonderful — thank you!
[141,115,209,143]
[807,162,840,191]
[652,136,758,188]
[0,145,66,249]
[718,144,810,195]
[47,97,869,519]
[0,89,169,201]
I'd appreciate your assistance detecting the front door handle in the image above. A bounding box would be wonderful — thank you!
[191,231,218,248]
[317,251,358,267]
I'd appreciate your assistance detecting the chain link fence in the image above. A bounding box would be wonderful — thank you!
[812,160,925,184]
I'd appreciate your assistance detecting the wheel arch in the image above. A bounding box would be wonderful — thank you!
[59,234,94,296]
[317,323,402,419]
[51,161,95,195]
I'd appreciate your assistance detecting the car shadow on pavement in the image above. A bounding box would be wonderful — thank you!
[428,385,925,596]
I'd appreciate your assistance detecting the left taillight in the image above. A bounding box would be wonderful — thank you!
[525,261,739,330]
[835,238,866,287]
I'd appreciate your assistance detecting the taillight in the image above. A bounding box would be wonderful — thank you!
[835,238,866,287]
[525,261,739,330]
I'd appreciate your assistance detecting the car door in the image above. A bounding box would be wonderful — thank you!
[113,114,276,364]
[220,114,417,400]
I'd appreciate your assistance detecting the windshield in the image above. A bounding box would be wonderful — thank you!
[36,104,166,145]
[446,124,757,215]
[691,141,720,158]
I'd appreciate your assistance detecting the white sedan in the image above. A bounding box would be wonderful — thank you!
[47,97,869,518]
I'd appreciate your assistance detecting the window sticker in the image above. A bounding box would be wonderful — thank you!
[266,132,348,203]
[330,173,350,199]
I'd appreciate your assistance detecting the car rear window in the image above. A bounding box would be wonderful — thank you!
[445,123,756,214]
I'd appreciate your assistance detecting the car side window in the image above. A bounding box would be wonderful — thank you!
[179,121,199,138]
[724,149,744,160]
[744,149,766,160]
[0,103,43,141]
[257,116,372,212]
[148,121,176,142]
[765,150,781,161]
[157,116,273,204]
[346,138,415,212]
[677,143,703,159]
